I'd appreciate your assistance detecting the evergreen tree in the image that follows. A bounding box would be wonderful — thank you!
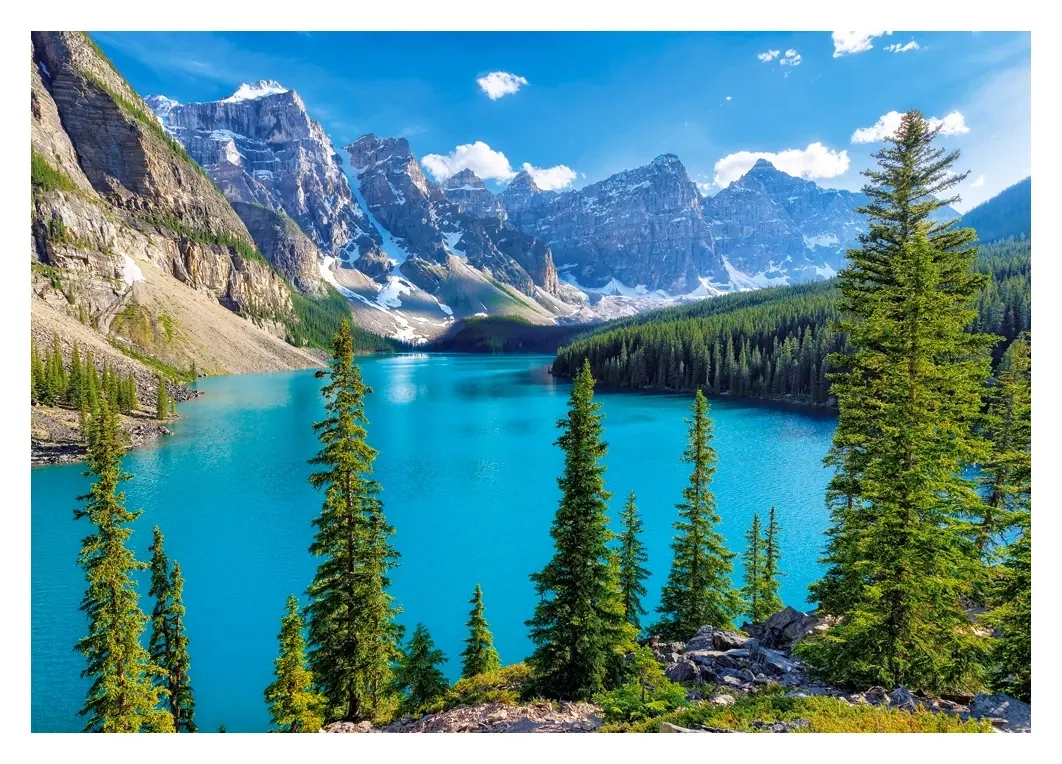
[306,322,402,722]
[761,506,785,616]
[85,352,100,414]
[984,512,1031,702]
[127,372,140,413]
[265,595,325,733]
[155,376,168,421]
[740,514,769,623]
[394,623,449,714]
[976,335,1031,556]
[49,334,66,404]
[148,527,196,732]
[68,345,84,406]
[74,401,172,732]
[617,491,650,631]
[655,390,739,639]
[460,584,501,679]
[31,340,45,404]
[526,360,636,700]
[802,111,993,693]
[981,335,1031,701]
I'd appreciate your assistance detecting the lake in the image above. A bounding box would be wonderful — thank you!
[31,353,837,732]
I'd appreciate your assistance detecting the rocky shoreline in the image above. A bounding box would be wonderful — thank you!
[30,388,201,466]
[323,607,1030,734]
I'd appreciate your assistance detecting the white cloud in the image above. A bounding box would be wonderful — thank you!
[521,163,577,191]
[422,141,517,182]
[780,49,802,66]
[885,40,920,53]
[970,175,985,188]
[757,49,780,63]
[712,142,850,188]
[726,95,733,101]
[851,110,971,143]
[476,71,528,100]
[832,31,892,58]
[929,111,970,136]
[421,141,576,190]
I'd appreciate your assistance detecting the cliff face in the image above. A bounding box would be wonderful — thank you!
[149,83,385,264]
[30,32,318,374]
[232,201,327,296]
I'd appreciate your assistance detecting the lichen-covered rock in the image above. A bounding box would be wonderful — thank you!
[323,701,603,733]
[968,693,1031,733]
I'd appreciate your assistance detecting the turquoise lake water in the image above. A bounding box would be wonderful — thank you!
[31,354,837,732]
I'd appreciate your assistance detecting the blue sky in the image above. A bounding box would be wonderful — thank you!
[92,31,1030,211]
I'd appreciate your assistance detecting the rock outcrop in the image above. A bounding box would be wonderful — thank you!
[322,701,603,734]
[232,201,327,295]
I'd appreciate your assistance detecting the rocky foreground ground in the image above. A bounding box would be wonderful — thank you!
[323,607,1031,734]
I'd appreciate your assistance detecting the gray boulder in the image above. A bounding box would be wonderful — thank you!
[745,606,821,650]
[684,625,749,652]
[664,660,700,683]
[968,693,1031,733]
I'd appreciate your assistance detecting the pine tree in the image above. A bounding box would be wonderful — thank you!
[68,345,84,406]
[127,372,140,413]
[265,595,325,733]
[31,340,45,404]
[155,376,168,421]
[85,352,100,413]
[306,322,402,722]
[526,360,635,700]
[981,335,1031,701]
[617,491,650,631]
[984,512,1031,701]
[49,334,67,404]
[74,401,173,732]
[761,506,785,616]
[740,514,769,623]
[394,623,449,714]
[655,390,739,639]
[802,110,993,693]
[460,584,501,679]
[148,527,196,732]
[976,335,1031,557]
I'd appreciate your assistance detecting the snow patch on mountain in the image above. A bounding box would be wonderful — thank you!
[122,255,145,287]
[222,80,289,103]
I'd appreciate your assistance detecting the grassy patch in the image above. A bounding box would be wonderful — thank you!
[31,152,79,194]
[601,686,994,733]
[107,338,193,383]
[144,213,266,264]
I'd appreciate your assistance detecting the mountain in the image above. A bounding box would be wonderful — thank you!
[340,134,576,332]
[960,177,1031,244]
[503,155,726,295]
[145,82,384,265]
[30,31,325,379]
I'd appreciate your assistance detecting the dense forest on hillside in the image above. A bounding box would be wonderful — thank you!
[426,315,589,354]
[552,237,1030,402]
[961,178,1031,244]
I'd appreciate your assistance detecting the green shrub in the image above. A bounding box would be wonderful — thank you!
[444,663,533,709]
[593,647,689,724]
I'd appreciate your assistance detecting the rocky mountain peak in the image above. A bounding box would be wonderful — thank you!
[444,168,487,190]
[150,84,384,263]
[144,95,181,125]
[507,169,540,192]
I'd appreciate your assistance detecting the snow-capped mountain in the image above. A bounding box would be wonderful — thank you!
[145,82,383,265]
[146,78,962,341]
